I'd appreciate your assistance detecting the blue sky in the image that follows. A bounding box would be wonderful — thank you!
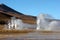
[0,0,60,19]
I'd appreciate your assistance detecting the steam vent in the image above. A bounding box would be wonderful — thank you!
[37,14,60,31]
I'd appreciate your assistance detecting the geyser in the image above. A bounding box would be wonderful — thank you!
[5,17,23,30]
[36,14,53,30]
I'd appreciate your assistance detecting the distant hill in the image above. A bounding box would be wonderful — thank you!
[0,4,36,24]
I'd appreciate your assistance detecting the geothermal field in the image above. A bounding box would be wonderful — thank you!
[0,14,60,40]
[0,31,60,40]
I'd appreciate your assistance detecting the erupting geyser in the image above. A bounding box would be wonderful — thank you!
[36,14,54,31]
[5,17,23,30]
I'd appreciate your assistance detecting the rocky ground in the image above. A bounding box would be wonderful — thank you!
[0,31,60,40]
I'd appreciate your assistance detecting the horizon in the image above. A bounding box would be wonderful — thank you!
[0,0,60,19]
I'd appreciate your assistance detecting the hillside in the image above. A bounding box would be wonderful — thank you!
[0,4,36,24]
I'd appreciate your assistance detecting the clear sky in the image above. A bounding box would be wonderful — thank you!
[0,0,60,19]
